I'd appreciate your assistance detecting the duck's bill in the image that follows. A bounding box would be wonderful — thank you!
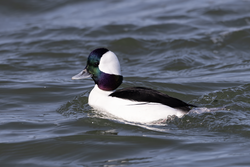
[72,69,91,80]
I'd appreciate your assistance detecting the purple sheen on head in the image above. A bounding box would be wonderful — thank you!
[85,48,122,91]
[97,72,123,91]
[88,48,109,63]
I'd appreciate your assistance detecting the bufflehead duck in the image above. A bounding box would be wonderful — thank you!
[72,48,196,123]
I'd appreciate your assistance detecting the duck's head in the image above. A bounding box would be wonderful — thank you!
[72,48,123,91]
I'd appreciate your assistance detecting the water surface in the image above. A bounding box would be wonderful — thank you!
[1,0,250,166]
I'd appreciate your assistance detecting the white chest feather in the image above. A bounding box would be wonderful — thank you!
[88,85,185,123]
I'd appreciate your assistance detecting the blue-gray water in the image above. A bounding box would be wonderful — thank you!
[1,0,250,166]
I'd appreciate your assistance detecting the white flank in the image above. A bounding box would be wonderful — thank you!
[88,85,186,123]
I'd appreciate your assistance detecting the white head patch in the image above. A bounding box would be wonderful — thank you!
[99,51,121,75]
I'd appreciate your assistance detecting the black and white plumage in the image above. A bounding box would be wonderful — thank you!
[110,87,196,112]
[72,48,196,123]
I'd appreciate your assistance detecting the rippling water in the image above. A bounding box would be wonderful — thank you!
[1,0,250,166]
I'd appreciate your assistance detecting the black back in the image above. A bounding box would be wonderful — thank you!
[109,87,196,112]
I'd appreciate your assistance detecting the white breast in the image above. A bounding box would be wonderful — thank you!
[88,85,185,123]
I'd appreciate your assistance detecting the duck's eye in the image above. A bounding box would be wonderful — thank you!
[93,62,99,67]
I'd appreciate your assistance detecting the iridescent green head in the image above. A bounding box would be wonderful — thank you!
[72,48,123,91]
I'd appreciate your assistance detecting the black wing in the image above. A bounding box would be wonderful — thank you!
[109,87,196,112]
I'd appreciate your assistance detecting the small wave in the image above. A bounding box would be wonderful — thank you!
[165,84,250,135]
[57,92,90,118]
[167,109,250,135]
[0,0,77,14]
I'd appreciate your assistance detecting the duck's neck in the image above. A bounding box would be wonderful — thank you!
[93,72,123,91]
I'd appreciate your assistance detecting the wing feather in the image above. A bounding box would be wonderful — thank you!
[109,87,196,112]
